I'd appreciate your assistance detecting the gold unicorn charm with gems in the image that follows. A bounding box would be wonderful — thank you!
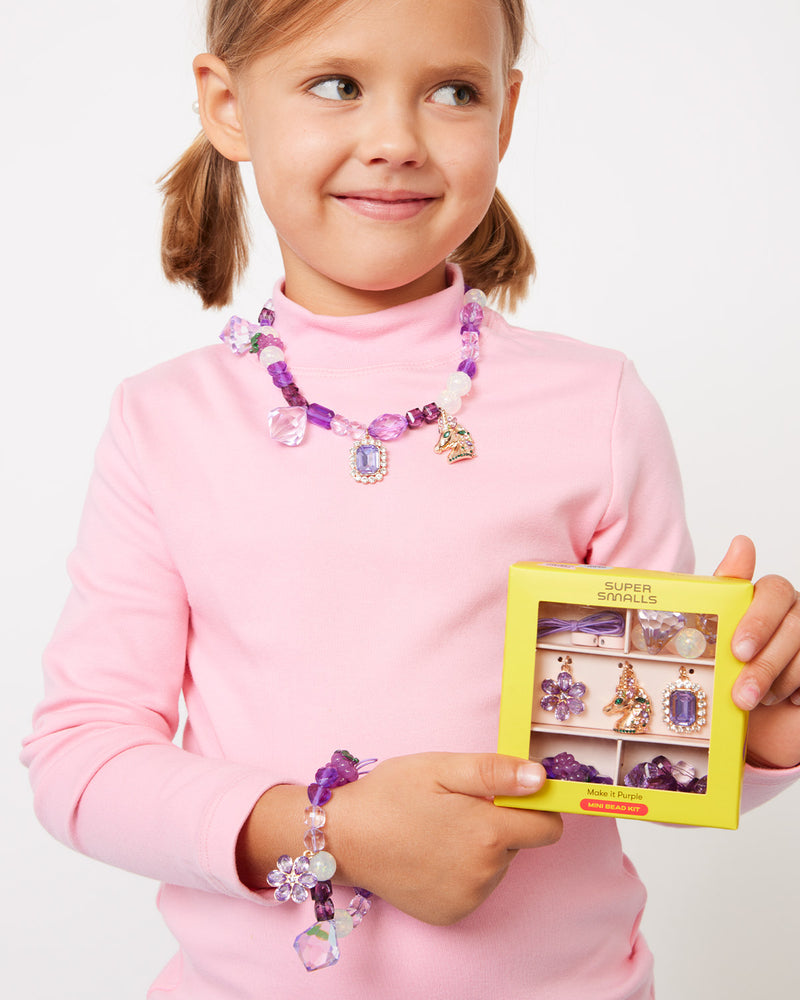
[603,662,652,735]
[433,411,476,464]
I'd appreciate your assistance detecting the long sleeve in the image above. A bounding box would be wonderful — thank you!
[21,383,275,901]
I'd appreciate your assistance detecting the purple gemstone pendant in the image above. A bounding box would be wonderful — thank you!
[539,655,586,722]
[349,433,388,484]
[662,664,707,734]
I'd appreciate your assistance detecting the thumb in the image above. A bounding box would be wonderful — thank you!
[714,534,756,581]
[437,753,546,798]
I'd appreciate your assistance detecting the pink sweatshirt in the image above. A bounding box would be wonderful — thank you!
[22,268,797,998]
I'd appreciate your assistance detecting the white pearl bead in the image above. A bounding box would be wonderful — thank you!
[436,390,462,414]
[259,345,285,367]
[463,288,488,307]
[446,371,472,397]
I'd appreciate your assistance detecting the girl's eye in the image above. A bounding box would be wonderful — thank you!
[309,77,360,102]
[431,83,475,107]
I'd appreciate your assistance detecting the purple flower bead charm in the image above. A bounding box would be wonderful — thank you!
[267,854,318,904]
[540,656,586,722]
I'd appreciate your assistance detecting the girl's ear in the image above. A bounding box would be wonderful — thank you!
[193,54,251,162]
[499,69,523,161]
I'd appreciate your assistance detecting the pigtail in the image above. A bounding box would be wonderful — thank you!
[449,188,535,312]
[159,132,250,309]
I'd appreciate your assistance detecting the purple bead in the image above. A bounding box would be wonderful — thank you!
[312,881,333,902]
[315,899,335,921]
[330,751,359,784]
[281,385,308,407]
[422,403,440,424]
[258,306,276,326]
[257,332,284,352]
[368,413,407,441]
[307,403,335,429]
[315,765,340,787]
[457,358,477,378]
[405,408,424,429]
[272,371,294,388]
[308,783,332,806]
[267,361,287,375]
[460,302,484,327]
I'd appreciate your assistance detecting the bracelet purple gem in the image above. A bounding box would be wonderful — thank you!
[267,750,376,972]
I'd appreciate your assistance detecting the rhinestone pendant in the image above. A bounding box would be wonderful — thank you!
[349,434,388,484]
[663,664,707,734]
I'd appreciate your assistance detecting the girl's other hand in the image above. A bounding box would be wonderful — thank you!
[327,752,561,925]
[715,536,800,768]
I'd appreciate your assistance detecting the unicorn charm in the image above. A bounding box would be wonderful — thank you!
[433,411,476,464]
[603,662,651,735]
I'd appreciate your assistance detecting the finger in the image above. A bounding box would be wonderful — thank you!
[730,578,799,710]
[713,534,756,581]
[436,752,548,797]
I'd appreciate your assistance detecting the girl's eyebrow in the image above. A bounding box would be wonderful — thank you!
[293,55,496,85]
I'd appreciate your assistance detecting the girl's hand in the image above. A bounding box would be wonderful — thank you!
[327,752,562,925]
[715,536,800,768]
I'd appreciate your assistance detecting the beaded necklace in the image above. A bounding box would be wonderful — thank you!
[220,286,484,483]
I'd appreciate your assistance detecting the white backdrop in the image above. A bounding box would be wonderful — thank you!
[3,1,798,996]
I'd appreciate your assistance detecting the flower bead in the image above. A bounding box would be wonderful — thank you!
[267,854,318,904]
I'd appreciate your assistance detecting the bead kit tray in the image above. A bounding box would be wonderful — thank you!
[496,563,753,828]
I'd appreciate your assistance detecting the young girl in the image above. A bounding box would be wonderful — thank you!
[22,0,800,997]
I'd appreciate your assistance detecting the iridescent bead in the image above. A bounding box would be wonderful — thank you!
[463,288,488,307]
[304,805,327,828]
[435,389,461,414]
[405,408,424,428]
[446,371,472,396]
[304,828,326,852]
[332,910,355,938]
[259,345,285,367]
[309,851,337,881]
[330,415,350,436]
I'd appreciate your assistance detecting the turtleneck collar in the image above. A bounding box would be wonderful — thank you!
[270,264,466,372]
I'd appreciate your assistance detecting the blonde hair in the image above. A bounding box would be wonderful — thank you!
[160,0,534,309]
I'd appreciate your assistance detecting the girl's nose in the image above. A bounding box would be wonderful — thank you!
[357,101,427,168]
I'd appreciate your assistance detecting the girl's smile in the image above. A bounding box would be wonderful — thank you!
[195,0,521,315]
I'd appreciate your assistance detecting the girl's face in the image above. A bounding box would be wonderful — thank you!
[197,0,521,314]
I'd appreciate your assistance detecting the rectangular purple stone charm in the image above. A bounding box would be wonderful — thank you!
[355,443,380,475]
[669,690,697,727]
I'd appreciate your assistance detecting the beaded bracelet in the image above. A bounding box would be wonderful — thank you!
[267,750,376,972]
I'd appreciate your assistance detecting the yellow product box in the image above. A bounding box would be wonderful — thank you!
[496,563,753,829]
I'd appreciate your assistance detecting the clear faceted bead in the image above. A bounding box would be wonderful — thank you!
[267,406,307,446]
[293,922,340,972]
[304,828,326,853]
[304,805,327,828]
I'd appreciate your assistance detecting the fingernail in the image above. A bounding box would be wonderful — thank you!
[790,692,800,707]
[760,691,778,707]
[517,762,544,790]
[736,682,761,711]
[733,638,757,662]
